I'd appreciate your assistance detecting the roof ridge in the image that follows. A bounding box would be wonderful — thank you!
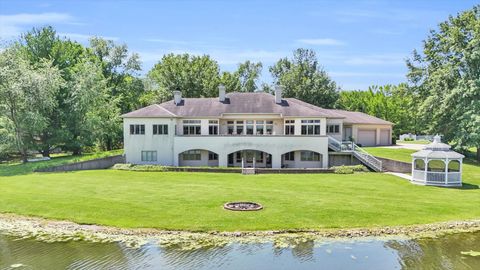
[155,104,177,116]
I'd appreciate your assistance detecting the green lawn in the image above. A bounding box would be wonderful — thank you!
[0,161,479,231]
[364,147,480,182]
[0,149,123,176]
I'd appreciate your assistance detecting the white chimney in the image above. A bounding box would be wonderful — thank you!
[274,85,283,104]
[173,90,182,105]
[218,84,226,102]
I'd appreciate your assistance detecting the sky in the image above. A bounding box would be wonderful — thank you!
[0,0,477,90]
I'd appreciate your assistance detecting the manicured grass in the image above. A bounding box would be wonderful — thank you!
[364,146,480,183]
[0,150,123,176]
[364,147,416,163]
[0,168,479,231]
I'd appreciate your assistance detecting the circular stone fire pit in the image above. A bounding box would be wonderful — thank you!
[223,202,263,211]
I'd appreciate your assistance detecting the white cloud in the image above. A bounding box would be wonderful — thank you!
[58,32,119,42]
[139,49,287,66]
[296,38,345,46]
[144,38,189,45]
[329,71,405,78]
[0,12,73,39]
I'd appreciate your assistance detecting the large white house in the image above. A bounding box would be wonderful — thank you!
[121,86,392,170]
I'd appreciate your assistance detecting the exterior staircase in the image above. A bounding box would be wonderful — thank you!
[328,136,383,172]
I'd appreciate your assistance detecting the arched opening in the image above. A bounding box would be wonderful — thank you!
[448,160,460,172]
[281,150,322,168]
[427,160,445,172]
[414,159,425,170]
[178,149,219,167]
[227,150,272,168]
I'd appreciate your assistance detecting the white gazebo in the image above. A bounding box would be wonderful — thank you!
[411,135,464,187]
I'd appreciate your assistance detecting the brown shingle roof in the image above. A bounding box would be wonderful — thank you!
[324,109,393,125]
[121,104,177,118]
[121,92,393,125]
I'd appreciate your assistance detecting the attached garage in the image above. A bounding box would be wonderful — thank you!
[357,129,376,146]
[379,129,391,145]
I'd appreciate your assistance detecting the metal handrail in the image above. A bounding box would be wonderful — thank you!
[328,136,382,171]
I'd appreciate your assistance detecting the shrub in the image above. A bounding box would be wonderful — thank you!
[112,163,168,172]
[333,166,354,174]
[332,165,368,174]
[404,138,414,141]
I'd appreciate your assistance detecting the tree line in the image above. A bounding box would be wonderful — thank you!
[1,5,478,161]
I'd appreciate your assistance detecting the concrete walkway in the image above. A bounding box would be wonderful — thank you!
[385,172,412,181]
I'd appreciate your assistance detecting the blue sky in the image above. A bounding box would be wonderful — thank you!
[0,0,477,90]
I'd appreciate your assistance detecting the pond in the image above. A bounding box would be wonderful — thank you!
[0,232,479,269]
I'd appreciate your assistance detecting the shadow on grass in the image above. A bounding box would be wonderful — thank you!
[455,183,479,190]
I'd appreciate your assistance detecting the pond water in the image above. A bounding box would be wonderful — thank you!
[0,232,479,269]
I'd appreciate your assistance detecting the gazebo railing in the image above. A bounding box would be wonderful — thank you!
[412,170,462,185]
[426,172,446,183]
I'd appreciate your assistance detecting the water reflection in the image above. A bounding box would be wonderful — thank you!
[386,232,480,270]
[0,232,478,269]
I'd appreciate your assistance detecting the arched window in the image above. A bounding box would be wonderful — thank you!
[414,159,425,170]
[448,160,460,172]
[427,160,445,172]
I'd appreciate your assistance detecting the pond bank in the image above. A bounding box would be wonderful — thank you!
[1,214,479,249]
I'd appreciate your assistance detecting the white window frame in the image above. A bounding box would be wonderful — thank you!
[141,151,157,162]
[182,120,201,135]
[301,120,321,135]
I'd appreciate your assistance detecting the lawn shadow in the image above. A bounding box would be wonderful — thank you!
[454,183,479,190]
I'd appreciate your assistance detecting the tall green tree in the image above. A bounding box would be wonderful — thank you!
[235,61,262,92]
[269,48,339,108]
[89,37,143,114]
[147,53,221,101]
[407,5,480,160]
[63,60,114,154]
[0,47,63,162]
[336,84,420,138]
[19,26,87,156]
[220,71,241,93]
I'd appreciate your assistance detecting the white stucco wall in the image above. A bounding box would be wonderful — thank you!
[178,149,219,167]
[326,118,343,141]
[281,151,323,168]
[173,135,329,168]
[123,117,176,165]
[351,124,393,146]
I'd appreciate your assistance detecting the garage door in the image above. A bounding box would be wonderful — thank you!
[379,129,390,145]
[357,129,376,146]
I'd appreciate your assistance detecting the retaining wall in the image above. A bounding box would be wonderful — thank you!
[35,155,125,172]
[376,157,411,173]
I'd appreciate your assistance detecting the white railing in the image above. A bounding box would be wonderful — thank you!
[328,136,382,172]
[412,170,424,180]
[426,172,445,183]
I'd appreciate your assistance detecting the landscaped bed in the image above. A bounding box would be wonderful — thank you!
[0,151,479,232]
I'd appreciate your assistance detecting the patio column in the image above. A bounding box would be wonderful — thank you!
[271,154,281,169]
[218,151,228,167]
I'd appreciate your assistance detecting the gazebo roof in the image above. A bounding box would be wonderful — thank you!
[412,150,465,159]
[411,135,465,159]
